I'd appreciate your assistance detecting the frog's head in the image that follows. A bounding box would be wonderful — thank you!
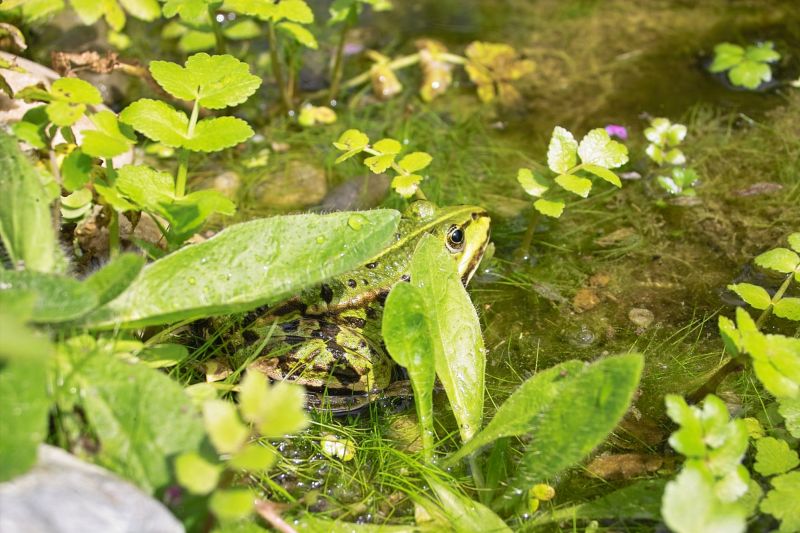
[406,200,491,285]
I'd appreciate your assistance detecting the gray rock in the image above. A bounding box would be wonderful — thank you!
[252,159,327,209]
[0,445,183,533]
[320,173,390,211]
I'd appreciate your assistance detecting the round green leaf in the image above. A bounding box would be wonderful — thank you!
[577,128,629,169]
[533,198,565,218]
[372,138,402,155]
[185,116,254,152]
[203,399,249,454]
[516,168,548,197]
[175,451,221,495]
[82,110,137,158]
[61,148,94,191]
[50,77,102,105]
[364,154,395,174]
[754,437,800,477]
[787,233,800,254]
[398,152,432,173]
[710,43,744,73]
[277,21,318,49]
[46,101,85,127]
[582,163,622,187]
[210,489,255,522]
[229,443,276,471]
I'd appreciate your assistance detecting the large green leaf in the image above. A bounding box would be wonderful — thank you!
[498,353,643,504]
[83,209,400,328]
[399,234,485,443]
[382,282,437,458]
[60,337,205,493]
[149,53,262,109]
[0,270,98,322]
[446,360,584,464]
[0,322,52,481]
[425,477,511,533]
[0,130,58,273]
[83,253,146,307]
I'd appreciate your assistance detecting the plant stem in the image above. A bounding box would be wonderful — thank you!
[338,52,466,94]
[688,272,795,403]
[267,21,292,111]
[327,15,352,103]
[514,209,540,263]
[105,158,120,258]
[468,454,485,492]
[208,5,227,54]
[254,500,297,533]
[176,98,200,198]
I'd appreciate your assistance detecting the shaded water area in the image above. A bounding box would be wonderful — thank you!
[14,0,800,527]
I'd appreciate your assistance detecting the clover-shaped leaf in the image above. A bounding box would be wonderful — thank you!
[760,471,800,533]
[333,129,369,163]
[577,128,629,169]
[754,437,800,477]
[547,126,578,174]
[710,43,745,73]
[391,174,422,198]
[150,53,262,109]
[81,110,137,158]
[710,42,780,90]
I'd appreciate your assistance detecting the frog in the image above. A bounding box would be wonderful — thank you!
[230,200,491,412]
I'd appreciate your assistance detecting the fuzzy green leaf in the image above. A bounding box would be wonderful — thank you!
[516,168,548,197]
[502,354,643,502]
[403,234,485,443]
[0,270,98,322]
[175,451,221,495]
[760,471,800,533]
[81,110,137,158]
[577,128,629,169]
[755,248,800,274]
[398,152,432,173]
[583,163,622,187]
[277,21,318,48]
[116,164,175,209]
[533,198,564,218]
[774,298,800,321]
[383,282,436,458]
[119,99,189,147]
[62,338,205,493]
[728,283,771,310]
[203,399,249,454]
[0,344,50,481]
[555,173,592,197]
[754,437,800,476]
[150,53,262,109]
[547,126,577,174]
[82,209,400,327]
[447,360,584,464]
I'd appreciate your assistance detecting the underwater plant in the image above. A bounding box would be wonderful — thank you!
[656,166,699,197]
[710,42,781,90]
[645,117,687,166]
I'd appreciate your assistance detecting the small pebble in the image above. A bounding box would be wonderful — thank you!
[628,307,654,328]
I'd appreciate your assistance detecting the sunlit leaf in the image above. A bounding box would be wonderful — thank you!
[754,437,799,476]
[555,173,592,197]
[175,451,221,495]
[61,148,94,191]
[398,152,432,173]
[774,298,800,321]
[391,174,422,198]
[210,488,255,521]
[203,399,249,454]
[277,21,317,48]
[516,168,548,197]
[426,477,511,533]
[760,471,800,533]
[546,126,577,174]
[755,248,800,274]
[728,283,771,310]
[119,99,189,147]
[82,209,400,327]
[662,467,746,533]
[533,198,564,218]
[185,116,254,152]
[229,443,276,471]
[0,270,97,322]
[583,163,622,187]
[81,110,137,158]
[364,154,395,173]
[709,43,745,73]
[577,128,628,169]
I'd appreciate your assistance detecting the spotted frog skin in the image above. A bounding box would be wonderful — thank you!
[233,201,491,409]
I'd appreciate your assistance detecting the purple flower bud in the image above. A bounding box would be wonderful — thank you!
[605,124,628,140]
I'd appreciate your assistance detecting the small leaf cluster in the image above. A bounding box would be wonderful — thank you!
[162,17,260,54]
[517,126,628,218]
[464,41,535,106]
[661,394,751,533]
[710,42,781,90]
[333,129,433,198]
[227,0,318,49]
[175,371,310,522]
[727,234,800,322]
[656,167,699,198]
[645,117,687,166]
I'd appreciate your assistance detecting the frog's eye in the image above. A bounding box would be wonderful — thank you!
[446,225,465,252]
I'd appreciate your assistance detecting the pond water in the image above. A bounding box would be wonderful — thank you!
[11,0,800,527]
